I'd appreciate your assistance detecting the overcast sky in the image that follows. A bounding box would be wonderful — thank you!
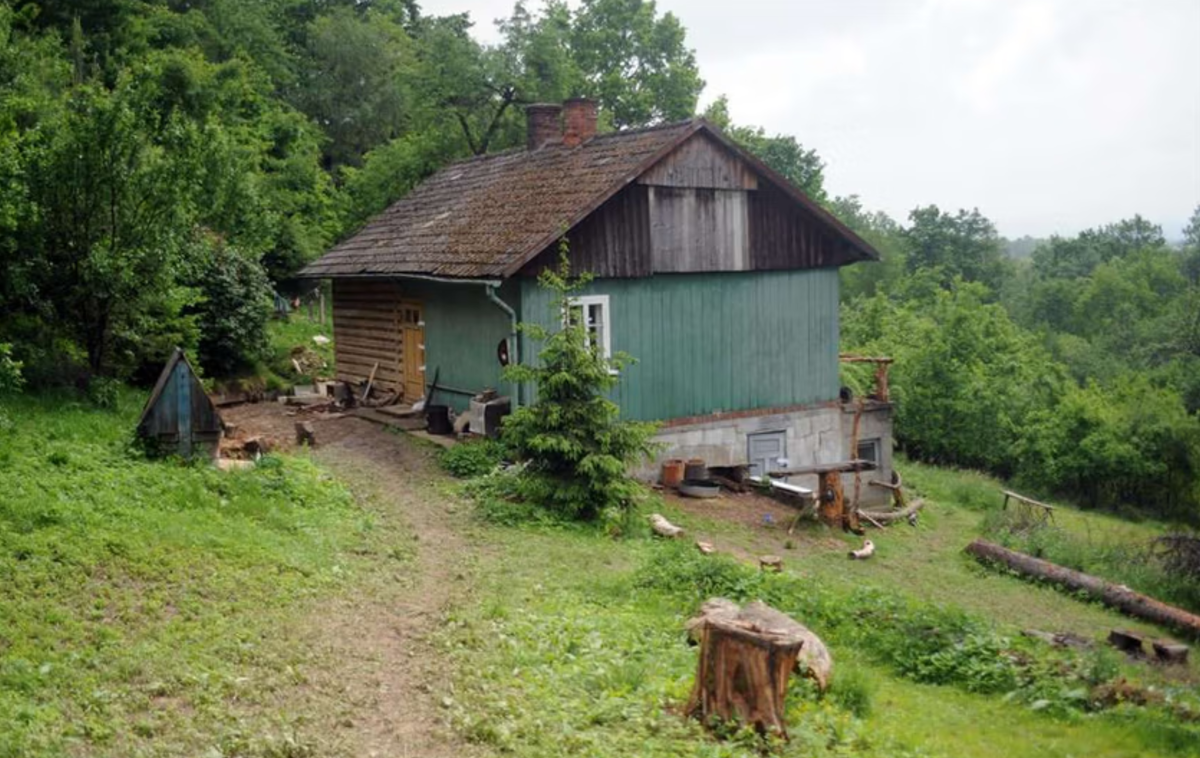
[419,0,1200,239]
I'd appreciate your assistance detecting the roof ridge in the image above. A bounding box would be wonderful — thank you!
[436,118,699,171]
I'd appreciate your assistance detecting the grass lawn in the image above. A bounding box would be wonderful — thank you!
[438,455,1200,758]
[3,389,1197,758]
[0,391,374,756]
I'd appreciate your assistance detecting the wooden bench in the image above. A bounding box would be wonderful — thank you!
[1001,489,1055,526]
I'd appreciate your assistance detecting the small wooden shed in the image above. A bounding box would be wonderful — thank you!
[136,348,223,458]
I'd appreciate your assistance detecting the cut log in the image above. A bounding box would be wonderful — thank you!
[859,498,925,525]
[759,555,783,572]
[966,540,1200,636]
[1152,640,1190,665]
[685,599,831,738]
[649,513,684,539]
[685,599,832,693]
[1108,629,1146,655]
[295,421,316,447]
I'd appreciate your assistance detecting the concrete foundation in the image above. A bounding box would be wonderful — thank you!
[642,400,895,507]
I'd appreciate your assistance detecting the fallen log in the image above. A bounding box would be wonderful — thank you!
[685,599,832,738]
[966,539,1200,637]
[859,498,924,525]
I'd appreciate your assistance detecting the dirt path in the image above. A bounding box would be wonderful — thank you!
[223,404,486,757]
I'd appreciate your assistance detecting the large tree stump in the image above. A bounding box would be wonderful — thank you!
[817,471,844,528]
[685,599,832,739]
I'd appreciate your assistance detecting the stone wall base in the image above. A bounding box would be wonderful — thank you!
[640,401,894,508]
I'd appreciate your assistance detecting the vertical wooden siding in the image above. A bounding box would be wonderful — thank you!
[637,131,758,190]
[401,279,518,412]
[647,186,749,272]
[748,182,861,269]
[519,269,840,421]
[520,184,652,278]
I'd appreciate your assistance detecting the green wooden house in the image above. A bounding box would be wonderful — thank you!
[300,99,892,495]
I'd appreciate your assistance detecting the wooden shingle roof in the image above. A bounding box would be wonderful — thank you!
[301,119,877,280]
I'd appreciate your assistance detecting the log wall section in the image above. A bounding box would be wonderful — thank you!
[331,279,403,393]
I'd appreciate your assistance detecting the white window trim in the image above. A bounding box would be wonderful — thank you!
[567,294,618,374]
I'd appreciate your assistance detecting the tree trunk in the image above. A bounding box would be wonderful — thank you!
[685,599,833,739]
[965,539,1200,636]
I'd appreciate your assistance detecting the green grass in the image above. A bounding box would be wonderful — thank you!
[438,458,1200,758]
[0,390,370,756]
[439,518,1199,758]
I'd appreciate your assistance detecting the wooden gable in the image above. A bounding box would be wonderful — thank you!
[520,129,869,278]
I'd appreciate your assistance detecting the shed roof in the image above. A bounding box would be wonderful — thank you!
[300,119,878,280]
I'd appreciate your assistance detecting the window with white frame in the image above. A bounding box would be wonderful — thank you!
[567,294,612,362]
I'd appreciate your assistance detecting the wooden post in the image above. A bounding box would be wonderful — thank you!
[319,287,326,327]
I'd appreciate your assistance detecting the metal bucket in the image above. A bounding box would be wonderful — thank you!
[661,459,685,488]
[684,458,708,481]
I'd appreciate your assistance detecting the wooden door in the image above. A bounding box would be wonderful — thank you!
[399,301,425,402]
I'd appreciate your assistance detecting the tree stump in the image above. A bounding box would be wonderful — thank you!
[686,599,831,739]
[817,471,844,528]
[295,421,316,447]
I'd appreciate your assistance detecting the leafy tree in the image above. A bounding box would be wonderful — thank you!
[502,247,658,526]
[904,205,1010,293]
[1183,204,1200,285]
[569,0,703,127]
[295,6,416,171]
[16,84,200,375]
[1018,377,1200,518]
[1032,216,1167,280]
[842,275,1063,474]
[830,194,908,301]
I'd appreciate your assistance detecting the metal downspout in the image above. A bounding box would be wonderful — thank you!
[485,284,520,409]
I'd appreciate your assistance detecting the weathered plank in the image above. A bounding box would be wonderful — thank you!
[639,132,758,190]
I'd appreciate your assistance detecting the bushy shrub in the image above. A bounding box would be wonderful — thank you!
[438,439,506,479]
[842,275,1065,476]
[1016,376,1200,520]
[0,343,22,392]
[187,240,273,378]
[501,249,659,526]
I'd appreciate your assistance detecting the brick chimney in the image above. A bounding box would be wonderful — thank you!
[562,97,598,147]
[525,103,562,150]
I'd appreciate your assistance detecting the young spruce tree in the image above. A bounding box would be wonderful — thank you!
[502,245,658,524]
